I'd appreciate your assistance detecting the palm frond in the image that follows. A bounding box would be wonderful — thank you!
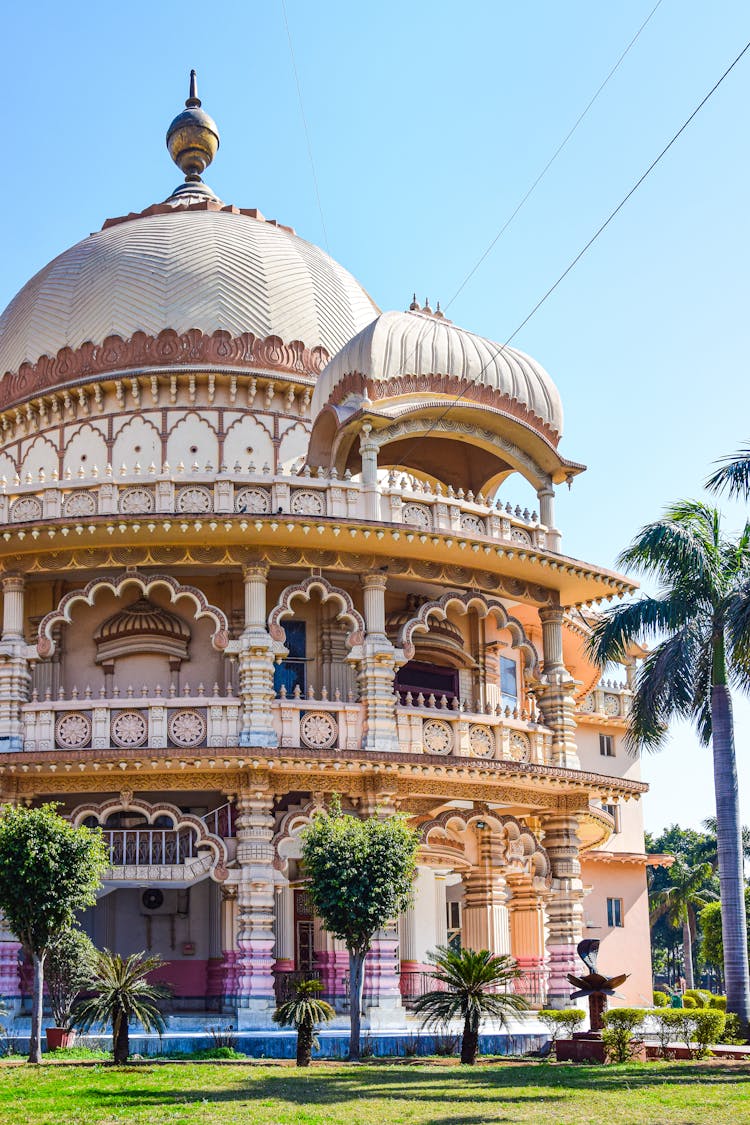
[706,447,750,500]
[617,508,720,593]
[75,949,169,1036]
[411,947,528,1032]
[625,624,705,751]
[586,593,693,667]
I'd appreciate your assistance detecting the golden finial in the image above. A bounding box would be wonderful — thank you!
[166,70,220,185]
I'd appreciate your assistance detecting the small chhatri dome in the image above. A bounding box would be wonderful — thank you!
[166,70,221,201]
[94,597,191,664]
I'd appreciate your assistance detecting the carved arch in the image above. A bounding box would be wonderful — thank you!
[36,571,229,657]
[420,807,549,884]
[397,590,539,673]
[268,575,365,649]
[69,796,229,881]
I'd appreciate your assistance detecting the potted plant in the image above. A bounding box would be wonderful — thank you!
[45,926,96,1051]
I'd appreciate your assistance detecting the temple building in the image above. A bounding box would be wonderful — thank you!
[0,76,658,1034]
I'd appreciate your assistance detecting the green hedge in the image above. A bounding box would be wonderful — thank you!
[652,990,669,1007]
[647,1007,726,1058]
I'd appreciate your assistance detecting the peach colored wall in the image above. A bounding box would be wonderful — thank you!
[576,726,645,854]
[581,859,654,1007]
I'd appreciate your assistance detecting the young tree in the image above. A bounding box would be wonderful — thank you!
[301,797,419,1060]
[273,978,335,1066]
[46,925,97,1032]
[588,502,750,1024]
[412,947,528,1064]
[700,889,750,971]
[650,860,717,989]
[0,803,107,1062]
[76,950,168,1063]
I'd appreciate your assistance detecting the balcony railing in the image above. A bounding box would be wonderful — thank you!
[271,688,365,752]
[396,695,551,764]
[104,826,199,866]
[577,678,632,722]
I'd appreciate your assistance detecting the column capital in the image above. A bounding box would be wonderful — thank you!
[538,603,564,626]
[243,563,269,582]
[359,422,379,452]
[361,571,388,592]
[1,574,24,594]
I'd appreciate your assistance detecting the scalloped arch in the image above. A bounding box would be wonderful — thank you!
[36,571,229,657]
[268,575,365,649]
[397,591,539,672]
[69,796,229,881]
[420,807,549,883]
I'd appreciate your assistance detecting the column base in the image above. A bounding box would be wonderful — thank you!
[236,1001,276,1030]
[239,730,278,748]
[0,736,23,752]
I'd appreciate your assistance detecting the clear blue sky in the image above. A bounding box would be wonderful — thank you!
[4,1,750,834]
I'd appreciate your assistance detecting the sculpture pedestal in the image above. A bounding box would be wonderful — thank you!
[555,1032,647,1064]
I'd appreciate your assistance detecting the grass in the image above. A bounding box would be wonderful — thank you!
[0,1060,749,1125]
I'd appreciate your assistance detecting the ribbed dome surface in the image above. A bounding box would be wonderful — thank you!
[95,597,191,646]
[313,309,563,438]
[0,209,379,378]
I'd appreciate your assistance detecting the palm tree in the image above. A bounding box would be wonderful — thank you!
[698,817,750,871]
[588,501,750,1025]
[75,950,169,1063]
[411,947,528,1065]
[706,446,750,499]
[273,978,335,1066]
[650,859,717,989]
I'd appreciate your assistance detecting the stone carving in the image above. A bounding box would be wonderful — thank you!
[423,719,454,756]
[290,490,325,516]
[578,694,595,714]
[235,487,271,514]
[510,527,532,545]
[508,731,531,762]
[603,694,620,717]
[300,711,338,750]
[63,491,97,517]
[111,710,148,748]
[55,712,92,749]
[10,496,43,523]
[460,514,486,536]
[469,724,495,757]
[177,486,212,513]
[402,503,432,530]
[119,486,155,514]
[168,709,207,748]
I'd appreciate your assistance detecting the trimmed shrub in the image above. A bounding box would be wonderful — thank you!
[682,995,696,1008]
[651,1007,726,1058]
[538,1008,585,1046]
[683,989,711,1009]
[720,1013,746,1044]
[652,991,669,1008]
[602,1008,645,1064]
[709,995,727,1011]
[692,1010,726,1056]
[648,1008,683,1059]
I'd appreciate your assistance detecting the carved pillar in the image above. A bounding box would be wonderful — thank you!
[220,886,239,1009]
[541,811,585,1008]
[434,872,448,948]
[238,565,277,748]
[0,575,30,752]
[206,879,224,1007]
[536,482,561,552]
[313,917,349,1005]
[274,883,295,972]
[358,573,402,753]
[359,423,380,521]
[534,604,579,768]
[399,865,437,972]
[507,878,546,971]
[462,833,511,956]
[235,787,276,1026]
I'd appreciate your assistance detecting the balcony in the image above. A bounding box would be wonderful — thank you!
[577,678,632,725]
[271,688,365,752]
[396,694,551,764]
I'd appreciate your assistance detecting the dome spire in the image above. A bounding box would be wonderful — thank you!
[165,70,221,200]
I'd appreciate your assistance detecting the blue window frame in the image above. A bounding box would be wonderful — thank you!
[274,620,307,696]
[500,655,518,709]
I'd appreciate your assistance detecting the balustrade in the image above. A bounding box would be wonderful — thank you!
[577,678,632,721]
[271,687,365,752]
[396,694,550,764]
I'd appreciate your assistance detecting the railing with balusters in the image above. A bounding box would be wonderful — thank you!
[396,693,551,764]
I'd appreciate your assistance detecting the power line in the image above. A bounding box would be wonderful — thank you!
[280,0,330,253]
[445,0,664,313]
[392,37,750,479]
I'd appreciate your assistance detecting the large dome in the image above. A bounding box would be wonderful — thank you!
[0,206,379,382]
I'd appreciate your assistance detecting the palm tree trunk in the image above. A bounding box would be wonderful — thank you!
[348,949,365,1061]
[113,1012,130,1064]
[28,950,44,1064]
[711,683,750,1025]
[297,1018,313,1067]
[682,918,694,989]
[460,1013,479,1065]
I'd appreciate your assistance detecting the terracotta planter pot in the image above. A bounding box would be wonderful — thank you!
[46,1027,76,1051]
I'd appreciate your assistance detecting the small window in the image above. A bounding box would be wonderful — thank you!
[446,900,462,952]
[500,656,518,709]
[599,734,615,757]
[603,803,621,832]
[607,897,623,928]
[274,620,307,696]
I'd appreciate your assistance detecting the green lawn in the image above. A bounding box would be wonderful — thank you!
[1,1061,749,1125]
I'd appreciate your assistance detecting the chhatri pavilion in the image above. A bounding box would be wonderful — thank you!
[0,76,657,1036]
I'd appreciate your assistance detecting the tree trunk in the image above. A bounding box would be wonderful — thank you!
[711,683,750,1026]
[682,918,694,989]
[28,950,45,1064]
[297,1018,313,1067]
[348,949,365,1061]
[113,1012,130,1064]
[460,1013,479,1065]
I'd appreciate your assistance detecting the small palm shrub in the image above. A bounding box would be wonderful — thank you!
[75,950,169,1064]
[602,1008,645,1063]
[273,979,334,1067]
[412,947,528,1066]
[652,990,669,1008]
[538,1008,585,1050]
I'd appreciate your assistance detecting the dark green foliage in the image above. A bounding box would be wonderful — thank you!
[411,946,528,1065]
[652,991,669,1007]
[273,979,335,1067]
[0,803,107,1063]
[602,1009,645,1064]
[75,949,169,1064]
[700,890,750,968]
[538,1008,585,1046]
[46,926,97,1030]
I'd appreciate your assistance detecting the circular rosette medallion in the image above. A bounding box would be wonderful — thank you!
[469,724,495,757]
[111,710,148,748]
[422,718,454,756]
[55,712,92,749]
[168,708,206,748]
[508,731,531,762]
[300,711,338,750]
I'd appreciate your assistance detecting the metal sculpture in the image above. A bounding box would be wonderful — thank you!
[566,939,629,1031]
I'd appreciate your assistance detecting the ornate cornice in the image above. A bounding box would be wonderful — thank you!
[0,328,330,411]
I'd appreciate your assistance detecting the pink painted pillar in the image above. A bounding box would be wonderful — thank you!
[541,813,584,1007]
[235,790,277,1025]
[364,928,402,1016]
